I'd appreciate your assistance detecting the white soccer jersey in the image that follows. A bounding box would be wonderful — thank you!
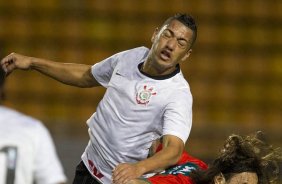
[81,47,193,183]
[0,106,67,184]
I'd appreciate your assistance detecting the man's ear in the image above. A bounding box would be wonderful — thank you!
[180,49,193,62]
[214,173,226,184]
[151,28,159,43]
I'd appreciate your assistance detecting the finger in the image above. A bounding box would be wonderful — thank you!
[4,53,17,62]
[2,62,13,76]
[116,170,136,184]
[120,175,135,184]
[1,54,13,65]
[114,173,129,184]
[1,59,10,72]
[7,52,15,57]
[113,164,127,177]
[113,168,128,181]
[1,56,17,75]
[113,167,132,183]
[1,61,9,74]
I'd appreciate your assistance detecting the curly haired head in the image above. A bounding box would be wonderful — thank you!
[191,131,281,184]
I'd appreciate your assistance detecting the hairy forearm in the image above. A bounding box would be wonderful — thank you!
[29,57,98,88]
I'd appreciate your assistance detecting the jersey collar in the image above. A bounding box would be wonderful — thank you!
[138,62,180,80]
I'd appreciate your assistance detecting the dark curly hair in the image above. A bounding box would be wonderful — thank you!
[191,131,281,184]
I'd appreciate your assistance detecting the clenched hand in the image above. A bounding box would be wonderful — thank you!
[1,53,32,75]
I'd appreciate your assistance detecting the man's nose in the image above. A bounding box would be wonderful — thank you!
[166,38,177,50]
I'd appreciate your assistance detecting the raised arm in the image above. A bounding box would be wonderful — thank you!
[1,53,100,88]
[112,135,184,184]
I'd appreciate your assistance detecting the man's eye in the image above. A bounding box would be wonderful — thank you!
[178,40,188,47]
[162,31,172,38]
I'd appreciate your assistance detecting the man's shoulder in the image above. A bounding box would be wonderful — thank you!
[0,106,50,146]
[0,106,44,129]
[113,46,149,71]
[127,46,149,54]
[118,46,149,60]
[166,74,191,94]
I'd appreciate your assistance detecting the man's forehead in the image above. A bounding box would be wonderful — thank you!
[229,172,258,183]
[161,20,193,38]
[164,20,189,30]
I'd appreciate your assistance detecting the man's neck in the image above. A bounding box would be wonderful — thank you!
[142,59,176,77]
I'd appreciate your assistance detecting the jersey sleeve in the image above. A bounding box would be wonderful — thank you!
[163,89,193,144]
[33,122,67,184]
[91,50,126,87]
[91,47,149,87]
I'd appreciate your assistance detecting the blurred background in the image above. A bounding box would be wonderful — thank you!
[0,0,281,182]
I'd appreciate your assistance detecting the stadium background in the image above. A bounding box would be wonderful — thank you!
[0,0,281,182]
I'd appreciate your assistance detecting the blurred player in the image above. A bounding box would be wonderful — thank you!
[1,13,197,184]
[0,68,67,184]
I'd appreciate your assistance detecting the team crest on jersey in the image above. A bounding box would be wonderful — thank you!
[136,85,157,105]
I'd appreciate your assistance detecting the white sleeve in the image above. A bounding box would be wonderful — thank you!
[91,47,149,87]
[91,50,126,87]
[162,89,193,144]
[33,123,67,184]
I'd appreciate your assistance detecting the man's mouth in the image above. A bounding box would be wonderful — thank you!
[160,50,171,60]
